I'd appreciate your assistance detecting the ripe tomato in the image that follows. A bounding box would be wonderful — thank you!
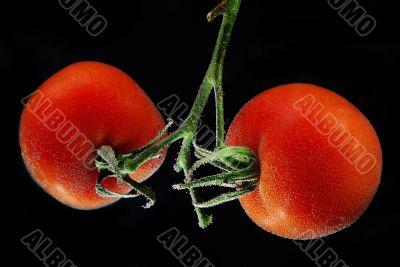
[226,84,382,239]
[19,61,166,209]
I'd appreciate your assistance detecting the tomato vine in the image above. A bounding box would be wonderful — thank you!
[95,0,259,228]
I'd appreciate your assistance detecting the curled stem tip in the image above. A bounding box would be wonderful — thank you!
[207,0,229,22]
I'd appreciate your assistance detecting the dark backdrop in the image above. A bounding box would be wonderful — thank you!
[3,0,399,266]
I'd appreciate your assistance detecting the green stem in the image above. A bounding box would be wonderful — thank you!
[173,171,257,190]
[95,0,244,228]
[194,183,257,209]
[177,135,213,228]
[210,0,240,148]
[122,176,156,208]
[96,171,155,208]
[118,0,242,174]
[214,83,225,149]
[133,0,241,224]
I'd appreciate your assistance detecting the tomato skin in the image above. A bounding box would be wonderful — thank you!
[19,61,166,210]
[226,84,382,239]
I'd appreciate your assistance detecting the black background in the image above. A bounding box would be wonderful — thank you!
[3,0,399,266]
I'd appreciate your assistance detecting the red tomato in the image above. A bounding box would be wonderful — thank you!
[19,61,166,209]
[226,84,382,239]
